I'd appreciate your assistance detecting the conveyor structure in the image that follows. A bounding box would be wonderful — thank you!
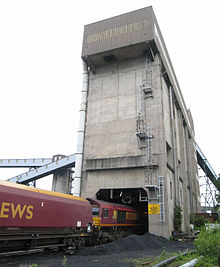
[196,144,219,191]
[1,145,218,195]
[7,154,75,184]
[0,158,52,168]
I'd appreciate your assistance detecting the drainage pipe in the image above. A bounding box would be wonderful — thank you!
[179,257,199,267]
[72,60,89,196]
[152,250,190,267]
[169,85,179,205]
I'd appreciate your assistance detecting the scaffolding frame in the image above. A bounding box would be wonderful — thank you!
[199,168,218,212]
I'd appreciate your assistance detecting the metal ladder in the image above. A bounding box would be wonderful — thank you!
[144,125,154,184]
[143,51,153,98]
[158,176,165,222]
[136,49,155,185]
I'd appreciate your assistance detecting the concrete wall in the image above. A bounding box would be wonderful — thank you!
[51,155,72,194]
[79,7,201,238]
[81,51,200,238]
[52,169,71,193]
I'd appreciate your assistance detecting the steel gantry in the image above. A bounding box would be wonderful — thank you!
[3,154,75,184]
[196,144,219,211]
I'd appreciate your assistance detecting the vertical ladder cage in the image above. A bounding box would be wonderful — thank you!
[158,176,165,222]
[144,125,154,184]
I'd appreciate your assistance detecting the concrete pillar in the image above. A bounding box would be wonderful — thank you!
[51,155,72,194]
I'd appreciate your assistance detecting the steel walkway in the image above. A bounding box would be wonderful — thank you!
[7,154,75,184]
[0,158,52,168]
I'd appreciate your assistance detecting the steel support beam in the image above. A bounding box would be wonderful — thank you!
[196,143,219,190]
[7,154,75,184]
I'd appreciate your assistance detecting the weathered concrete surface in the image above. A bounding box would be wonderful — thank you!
[51,155,72,194]
[80,9,200,239]
[86,155,155,170]
[80,52,200,238]
[52,169,71,194]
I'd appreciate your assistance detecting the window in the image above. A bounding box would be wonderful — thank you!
[170,181,172,199]
[103,209,109,218]
[117,210,126,223]
[166,142,173,167]
[92,207,100,216]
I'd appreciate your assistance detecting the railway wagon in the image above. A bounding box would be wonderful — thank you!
[0,180,93,252]
[87,199,147,242]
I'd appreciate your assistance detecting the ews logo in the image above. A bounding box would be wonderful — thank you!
[0,202,34,220]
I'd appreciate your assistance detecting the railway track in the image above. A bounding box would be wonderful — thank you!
[0,248,43,258]
[0,246,78,259]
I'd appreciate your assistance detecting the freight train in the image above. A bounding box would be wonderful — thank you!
[0,180,147,252]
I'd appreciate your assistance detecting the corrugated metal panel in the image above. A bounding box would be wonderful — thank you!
[82,7,155,57]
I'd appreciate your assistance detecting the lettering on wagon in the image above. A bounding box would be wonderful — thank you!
[0,202,34,220]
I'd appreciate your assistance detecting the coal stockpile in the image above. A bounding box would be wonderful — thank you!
[0,234,195,267]
[77,233,177,256]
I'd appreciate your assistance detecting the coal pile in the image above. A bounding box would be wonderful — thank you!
[77,233,175,256]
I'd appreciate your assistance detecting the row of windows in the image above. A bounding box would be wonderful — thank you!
[102,209,127,223]
[102,209,137,223]
[92,207,139,223]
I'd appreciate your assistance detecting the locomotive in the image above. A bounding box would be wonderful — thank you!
[0,180,147,252]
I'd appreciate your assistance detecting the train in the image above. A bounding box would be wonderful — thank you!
[0,180,147,252]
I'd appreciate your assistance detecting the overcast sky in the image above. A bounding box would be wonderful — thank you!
[0,0,219,189]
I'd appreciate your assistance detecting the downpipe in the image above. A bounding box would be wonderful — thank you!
[72,60,89,196]
[169,85,179,205]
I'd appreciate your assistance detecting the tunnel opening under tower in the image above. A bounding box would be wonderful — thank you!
[96,187,148,233]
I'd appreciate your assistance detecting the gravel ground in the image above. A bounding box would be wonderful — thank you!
[0,233,195,267]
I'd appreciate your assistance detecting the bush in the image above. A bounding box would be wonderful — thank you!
[194,216,205,228]
[194,226,220,259]
[196,256,219,267]
[174,205,182,231]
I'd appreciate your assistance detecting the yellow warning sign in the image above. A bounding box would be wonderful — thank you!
[148,204,160,214]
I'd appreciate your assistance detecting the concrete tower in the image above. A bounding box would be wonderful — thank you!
[79,7,200,238]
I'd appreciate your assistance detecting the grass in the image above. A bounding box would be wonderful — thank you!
[122,226,220,266]
[120,251,184,267]
[168,252,198,267]
[121,250,219,267]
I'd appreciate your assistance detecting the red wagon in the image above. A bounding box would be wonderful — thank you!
[87,198,147,242]
[0,180,93,252]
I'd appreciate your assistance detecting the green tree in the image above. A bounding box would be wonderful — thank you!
[216,175,220,203]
